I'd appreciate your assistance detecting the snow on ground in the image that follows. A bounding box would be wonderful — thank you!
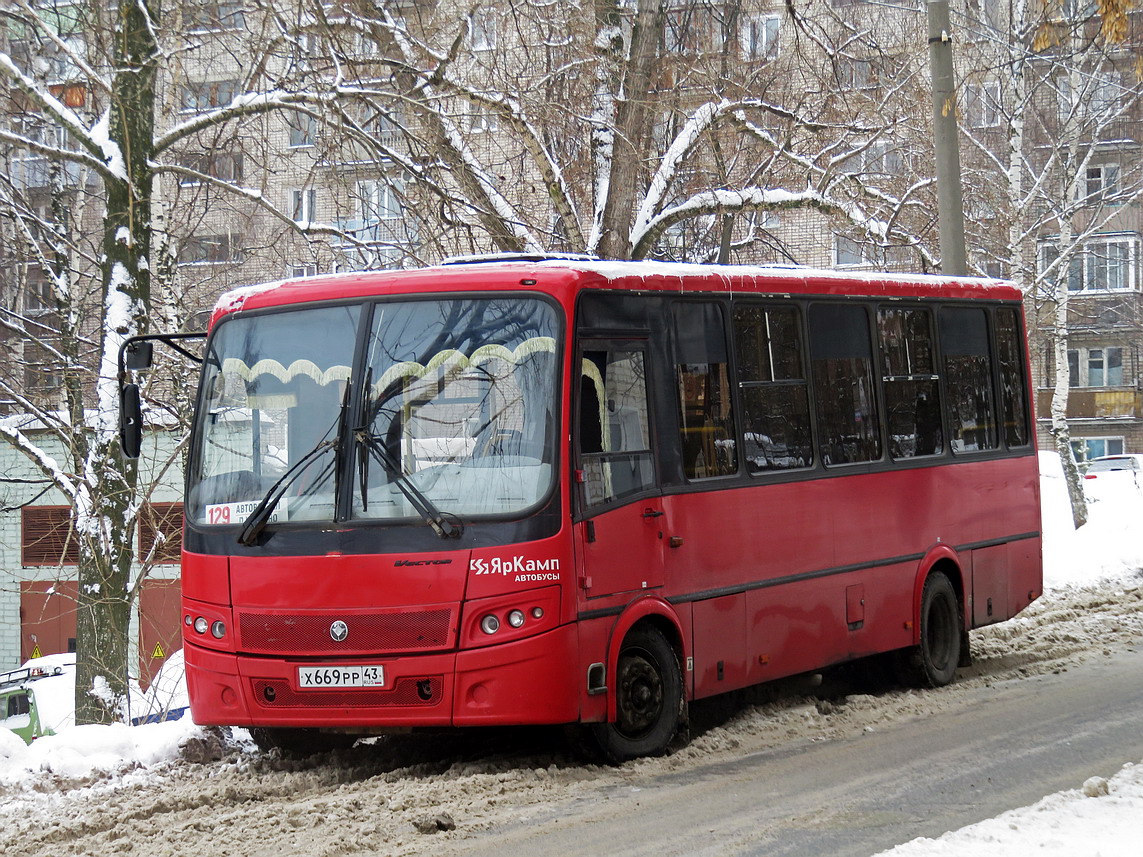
[873,452,1143,857]
[0,452,1140,857]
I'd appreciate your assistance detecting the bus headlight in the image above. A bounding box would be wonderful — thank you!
[193,616,209,635]
[507,609,525,628]
[210,620,227,639]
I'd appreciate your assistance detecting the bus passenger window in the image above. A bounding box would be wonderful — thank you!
[733,305,812,472]
[995,308,1030,448]
[940,307,998,453]
[809,304,881,465]
[878,308,943,458]
[673,303,736,479]
[579,349,655,506]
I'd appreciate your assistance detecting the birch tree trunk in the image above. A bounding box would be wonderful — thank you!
[73,0,158,724]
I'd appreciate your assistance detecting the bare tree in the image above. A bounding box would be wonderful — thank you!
[958,0,1143,528]
[0,0,406,722]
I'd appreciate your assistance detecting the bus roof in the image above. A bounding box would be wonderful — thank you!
[211,257,1023,325]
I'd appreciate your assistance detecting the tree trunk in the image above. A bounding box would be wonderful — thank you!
[596,0,664,260]
[73,0,158,725]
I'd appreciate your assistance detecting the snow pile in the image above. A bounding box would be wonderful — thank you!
[878,762,1143,857]
[1040,451,1143,587]
[0,717,203,787]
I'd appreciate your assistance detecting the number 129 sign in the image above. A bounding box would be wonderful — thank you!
[205,500,284,526]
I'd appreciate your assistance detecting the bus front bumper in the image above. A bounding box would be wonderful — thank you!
[183,622,579,729]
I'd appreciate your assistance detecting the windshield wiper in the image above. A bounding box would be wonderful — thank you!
[237,380,354,547]
[236,438,338,546]
[355,428,462,539]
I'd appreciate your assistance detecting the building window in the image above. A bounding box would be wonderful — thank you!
[835,235,885,268]
[1091,71,1122,117]
[1068,346,1124,387]
[288,264,318,278]
[1072,437,1124,462]
[290,188,317,223]
[358,178,403,224]
[179,79,238,113]
[843,140,903,176]
[178,150,243,186]
[740,14,780,60]
[468,9,497,51]
[964,80,1001,128]
[180,233,241,264]
[664,8,699,55]
[287,112,317,148]
[138,503,184,565]
[1040,235,1138,292]
[469,110,500,134]
[184,2,245,32]
[23,265,54,315]
[1081,165,1120,204]
[22,506,78,566]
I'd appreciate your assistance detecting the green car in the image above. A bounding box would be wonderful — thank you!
[0,655,75,744]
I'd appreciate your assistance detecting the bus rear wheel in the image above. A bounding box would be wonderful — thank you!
[589,625,684,763]
[899,571,961,688]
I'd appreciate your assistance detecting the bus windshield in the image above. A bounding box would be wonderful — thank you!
[352,298,559,522]
[187,297,560,528]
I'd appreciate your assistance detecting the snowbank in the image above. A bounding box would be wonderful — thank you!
[878,762,1143,857]
[0,716,203,787]
[1040,451,1143,587]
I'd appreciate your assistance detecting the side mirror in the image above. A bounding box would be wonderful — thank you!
[123,341,154,371]
[120,383,143,459]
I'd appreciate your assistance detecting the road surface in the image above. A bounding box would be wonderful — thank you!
[435,648,1143,857]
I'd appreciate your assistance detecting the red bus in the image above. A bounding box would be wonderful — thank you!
[147,256,1042,760]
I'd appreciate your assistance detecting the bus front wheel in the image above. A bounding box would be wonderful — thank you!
[899,571,961,688]
[589,625,685,763]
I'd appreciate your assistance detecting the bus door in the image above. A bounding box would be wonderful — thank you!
[574,341,665,598]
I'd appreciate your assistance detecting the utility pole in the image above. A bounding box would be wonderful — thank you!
[928,0,967,276]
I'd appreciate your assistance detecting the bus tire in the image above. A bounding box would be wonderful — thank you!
[250,727,357,756]
[589,625,684,763]
[899,571,961,688]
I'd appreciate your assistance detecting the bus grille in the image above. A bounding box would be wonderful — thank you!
[238,608,454,654]
[251,676,443,708]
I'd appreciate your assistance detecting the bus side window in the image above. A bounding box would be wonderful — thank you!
[733,304,813,472]
[940,307,998,453]
[673,303,737,479]
[995,308,1031,448]
[579,348,656,507]
[878,307,943,458]
[809,304,882,465]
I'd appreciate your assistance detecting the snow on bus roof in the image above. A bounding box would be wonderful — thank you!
[527,257,1014,291]
[211,258,1018,320]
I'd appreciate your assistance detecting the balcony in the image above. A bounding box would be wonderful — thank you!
[10,157,87,192]
[1036,387,1143,420]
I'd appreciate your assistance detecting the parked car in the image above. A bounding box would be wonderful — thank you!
[0,654,75,743]
[1083,454,1143,480]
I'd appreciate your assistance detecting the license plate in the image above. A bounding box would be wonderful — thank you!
[297,665,385,689]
